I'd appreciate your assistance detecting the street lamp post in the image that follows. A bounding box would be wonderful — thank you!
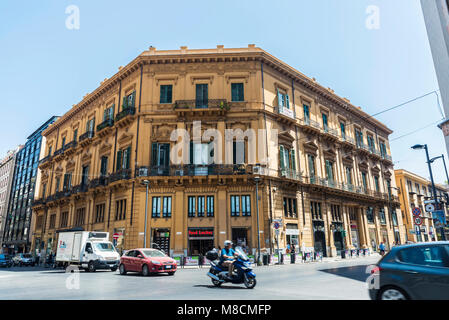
[141,180,150,248]
[429,154,449,185]
[411,144,446,241]
[253,175,261,266]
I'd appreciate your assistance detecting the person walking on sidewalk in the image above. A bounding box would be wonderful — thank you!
[379,242,386,256]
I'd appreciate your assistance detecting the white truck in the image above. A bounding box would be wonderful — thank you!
[56,231,120,272]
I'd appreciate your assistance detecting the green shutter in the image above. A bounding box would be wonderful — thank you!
[126,146,131,169]
[279,145,285,169]
[122,96,128,110]
[285,94,290,109]
[151,143,158,166]
[131,91,136,107]
[277,89,282,108]
[116,150,122,171]
[291,149,296,171]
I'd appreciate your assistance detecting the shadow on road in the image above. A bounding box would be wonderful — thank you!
[193,284,247,290]
[319,264,373,282]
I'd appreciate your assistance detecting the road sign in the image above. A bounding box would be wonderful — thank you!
[414,217,423,226]
[273,222,281,230]
[113,233,121,239]
[412,207,421,216]
[425,204,435,213]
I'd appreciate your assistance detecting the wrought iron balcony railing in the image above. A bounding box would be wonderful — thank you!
[89,176,109,188]
[115,107,136,122]
[109,168,132,182]
[79,130,95,142]
[72,183,89,194]
[302,118,321,129]
[136,164,253,177]
[97,118,114,132]
[276,106,295,119]
[39,155,52,165]
[174,99,229,110]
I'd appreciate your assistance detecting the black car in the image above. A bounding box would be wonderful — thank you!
[0,254,12,268]
[368,241,449,300]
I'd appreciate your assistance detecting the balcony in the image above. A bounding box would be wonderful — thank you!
[275,106,296,125]
[71,183,89,195]
[279,168,302,181]
[89,176,109,189]
[381,153,393,165]
[368,147,382,159]
[356,142,370,154]
[38,155,52,168]
[136,164,252,178]
[79,131,95,147]
[115,107,136,127]
[321,125,339,141]
[301,118,321,135]
[173,99,229,117]
[32,198,46,207]
[109,168,132,183]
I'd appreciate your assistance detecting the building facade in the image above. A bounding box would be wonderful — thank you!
[0,147,21,249]
[1,117,59,254]
[394,169,449,242]
[421,0,449,157]
[31,45,404,259]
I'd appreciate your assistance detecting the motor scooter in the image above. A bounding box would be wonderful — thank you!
[206,246,257,289]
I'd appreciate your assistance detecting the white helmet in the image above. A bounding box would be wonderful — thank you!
[224,240,233,246]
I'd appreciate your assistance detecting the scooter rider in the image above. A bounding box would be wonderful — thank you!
[220,240,238,279]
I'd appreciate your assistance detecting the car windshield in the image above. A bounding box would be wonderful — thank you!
[235,246,249,261]
[141,250,166,258]
[23,254,32,258]
[94,242,116,252]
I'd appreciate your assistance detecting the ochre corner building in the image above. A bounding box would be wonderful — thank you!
[31,45,406,258]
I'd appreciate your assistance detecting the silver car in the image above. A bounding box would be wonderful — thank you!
[369,241,449,300]
[12,253,35,266]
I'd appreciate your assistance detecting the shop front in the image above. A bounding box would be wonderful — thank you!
[380,228,389,250]
[153,228,170,254]
[350,223,359,249]
[188,227,214,255]
[368,228,378,252]
[232,227,249,248]
[331,222,344,254]
[394,227,401,244]
[312,220,327,257]
[285,224,299,249]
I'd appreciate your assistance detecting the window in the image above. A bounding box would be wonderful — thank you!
[197,196,205,217]
[36,216,43,229]
[152,143,170,167]
[367,135,375,152]
[73,129,78,142]
[196,84,208,108]
[283,197,297,218]
[311,201,322,220]
[116,146,131,171]
[188,196,196,217]
[100,156,108,177]
[74,208,85,226]
[340,122,346,139]
[398,245,449,268]
[160,85,173,104]
[379,208,386,224]
[325,160,334,183]
[95,204,105,223]
[277,89,290,109]
[391,208,398,226]
[322,113,328,132]
[308,154,316,178]
[63,173,72,191]
[207,196,214,217]
[366,207,374,223]
[303,104,310,123]
[86,118,95,133]
[60,212,68,228]
[355,129,363,147]
[374,176,380,192]
[331,205,342,221]
[162,196,172,218]
[231,195,240,217]
[415,183,420,195]
[380,141,387,157]
[122,91,136,110]
[81,165,89,186]
[346,167,352,185]
[103,105,114,121]
[231,83,244,102]
[49,214,56,229]
[152,197,161,218]
[361,172,368,191]
[233,141,246,165]
[241,195,251,216]
[61,137,66,148]
[115,199,126,220]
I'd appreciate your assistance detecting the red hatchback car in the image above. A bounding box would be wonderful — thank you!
[119,248,177,276]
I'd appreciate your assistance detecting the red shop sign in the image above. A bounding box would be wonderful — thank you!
[188,228,214,238]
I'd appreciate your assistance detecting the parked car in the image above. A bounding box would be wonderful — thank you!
[369,241,449,300]
[12,253,35,266]
[0,254,12,268]
[119,248,177,276]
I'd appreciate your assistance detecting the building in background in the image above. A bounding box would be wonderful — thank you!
[1,116,59,254]
[394,169,449,242]
[421,0,449,159]
[0,147,22,250]
[31,45,404,259]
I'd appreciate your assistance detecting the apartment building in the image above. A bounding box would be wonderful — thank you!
[31,45,404,258]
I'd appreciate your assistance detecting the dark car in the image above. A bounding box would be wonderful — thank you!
[368,241,449,300]
[0,254,12,268]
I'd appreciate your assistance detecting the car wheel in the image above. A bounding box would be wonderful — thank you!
[379,286,409,300]
[168,272,175,276]
[110,266,118,272]
[88,261,96,273]
[119,264,127,275]
[142,264,150,276]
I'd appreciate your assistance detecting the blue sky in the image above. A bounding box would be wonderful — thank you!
[0,0,447,183]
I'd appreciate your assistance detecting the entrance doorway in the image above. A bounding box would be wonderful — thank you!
[332,223,344,253]
[188,228,214,255]
[313,221,327,257]
[153,229,170,254]
[232,228,248,248]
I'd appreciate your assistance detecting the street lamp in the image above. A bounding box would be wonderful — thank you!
[429,154,449,185]
[253,174,261,266]
[141,180,150,248]
[411,144,446,240]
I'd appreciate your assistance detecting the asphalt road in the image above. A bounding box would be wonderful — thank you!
[0,256,380,300]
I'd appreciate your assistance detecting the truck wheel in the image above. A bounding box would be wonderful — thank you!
[142,264,150,276]
[88,261,96,273]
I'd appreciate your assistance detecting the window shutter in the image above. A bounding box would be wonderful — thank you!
[116,150,122,171]
[279,145,285,169]
[151,143,158,166]
[189,141,193,165]
[131,91,136,107]
[285,94,290,109]
[122,96,128,110]
[291,149,296,171]
[126,146,131,169]
[277,89,282,107]
[103,109,108,121]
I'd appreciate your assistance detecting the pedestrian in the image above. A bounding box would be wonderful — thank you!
[379,242,386,256]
